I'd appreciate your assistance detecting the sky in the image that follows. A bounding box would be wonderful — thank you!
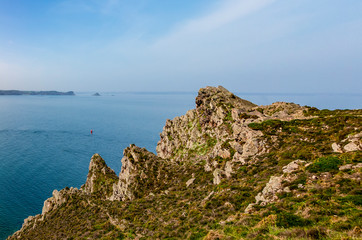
[0,0,361,93]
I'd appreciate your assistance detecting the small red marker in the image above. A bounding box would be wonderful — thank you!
[91,129,93,134]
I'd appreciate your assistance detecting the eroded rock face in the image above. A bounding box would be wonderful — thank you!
[156,86,311,185]
[42,188,79,216]
[156,86,269,184]
[110,145,168,201]
[195,86,257,127]
[82,153,118,198]
[8,85,362,239]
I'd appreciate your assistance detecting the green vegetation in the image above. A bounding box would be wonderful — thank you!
[9,99,362,239]
[306,156,342,173]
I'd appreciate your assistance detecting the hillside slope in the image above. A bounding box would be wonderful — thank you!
[8,86,361,240]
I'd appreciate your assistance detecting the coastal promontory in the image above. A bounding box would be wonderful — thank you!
[0,90,75,95]
[8,86,361,239]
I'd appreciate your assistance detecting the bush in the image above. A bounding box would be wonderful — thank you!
[276,212,310,228]
[306,156,342,173]
[339,195,362,206]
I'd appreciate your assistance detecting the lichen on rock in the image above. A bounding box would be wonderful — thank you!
[82,153,118,198]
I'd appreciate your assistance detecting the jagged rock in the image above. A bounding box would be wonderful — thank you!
[195,86,256,126]
[110,145,167,201]
[232,152,247,165]
[224,161,233,178]
[156,86,267,172]
[282,160,306,174]
[82,153,118,198]
[244,203,256,214]
[213,169,225,185]
[344,142,361,152]
[218,149,230,158]
[10,214,42,239]
[332,143,343,153]
[204,161,213,171]
[255,176,283,205]
[8,85,362,239]
[252,160,307,207]
[42,189,71,215]
[257,102,308,120]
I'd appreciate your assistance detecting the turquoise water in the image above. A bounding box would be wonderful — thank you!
[0,92,360,239]
[0,93,195,239]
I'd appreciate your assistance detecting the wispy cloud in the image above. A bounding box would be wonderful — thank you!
[153,0,275,44]
[56,0,123,15]
[179,0,274,33]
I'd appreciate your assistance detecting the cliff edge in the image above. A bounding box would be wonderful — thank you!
[8,86,361,240]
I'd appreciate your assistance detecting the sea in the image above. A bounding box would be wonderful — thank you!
[0,91,361,239]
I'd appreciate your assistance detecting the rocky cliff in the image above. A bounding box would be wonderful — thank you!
[8,86,361,240]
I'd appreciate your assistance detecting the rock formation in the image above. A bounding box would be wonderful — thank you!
[82,153,118,198]
[110,145,172,201]
[8,86,362,240]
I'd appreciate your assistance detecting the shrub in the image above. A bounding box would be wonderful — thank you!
[276,212,310,228]
[306,228,327,240]
[339,195,362,206]
[306,156,342,173]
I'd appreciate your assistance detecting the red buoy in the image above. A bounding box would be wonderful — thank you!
[91,129,93,134]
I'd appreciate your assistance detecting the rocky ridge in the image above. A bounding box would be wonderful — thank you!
[8,86,362,240]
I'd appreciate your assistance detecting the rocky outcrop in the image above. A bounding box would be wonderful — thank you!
[332,132,361,153]
[195,86,257,127]
[156,86,311,186]
[82,153,118,198]
[42,188,76,215]
[343,132,362,152]
[332,142,343,153]
[257,102,308,121]
[156,86,269,185]
[8,85,362,240]
[247,160,306,211]
[10,187,81,239]
[110,145,171,201]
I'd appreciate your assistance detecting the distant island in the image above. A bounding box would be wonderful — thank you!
[93,92,101,96]
[0,90,75,96]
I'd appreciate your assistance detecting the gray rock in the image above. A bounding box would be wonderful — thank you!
[186,177,195,187]
[110,145,165,201]
[255,176,283,206]
[332,143,343,153]
[245,203,256,214]
[282,160,306,174]
[353,163,362,169]
[339,164,353,171]
[213,169,224,185]
[83,153,117,197]
[344,142,361,152]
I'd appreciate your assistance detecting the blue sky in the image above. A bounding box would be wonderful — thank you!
[0,0,361,93]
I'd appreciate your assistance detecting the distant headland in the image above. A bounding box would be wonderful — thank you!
[0,90,75,96]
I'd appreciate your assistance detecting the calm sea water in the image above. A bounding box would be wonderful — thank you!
[0,92,360,239]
